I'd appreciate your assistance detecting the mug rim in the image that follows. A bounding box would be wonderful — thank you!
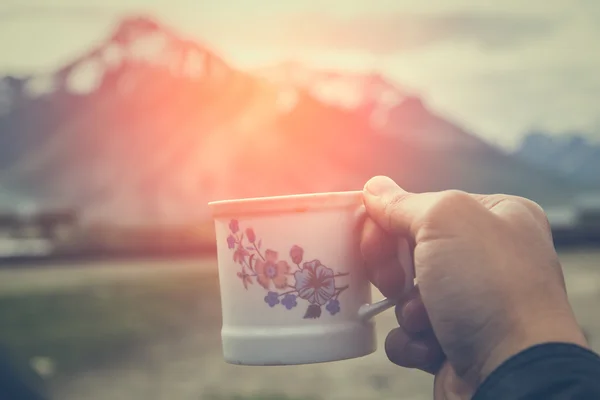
[208,191,363,217]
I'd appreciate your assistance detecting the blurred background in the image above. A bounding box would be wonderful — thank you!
[0,1,599,399]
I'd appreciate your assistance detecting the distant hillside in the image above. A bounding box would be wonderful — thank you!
[0,16,581,227]
[516,132,600,188]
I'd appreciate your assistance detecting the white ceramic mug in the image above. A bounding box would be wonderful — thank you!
[208,191,414,365]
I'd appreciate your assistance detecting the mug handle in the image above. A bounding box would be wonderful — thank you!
[357,238,416,322]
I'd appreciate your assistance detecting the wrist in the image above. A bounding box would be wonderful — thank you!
[475,309,588,386]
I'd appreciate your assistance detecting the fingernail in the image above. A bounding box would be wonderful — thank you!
[364,176,399,196]
[401,299,415,323]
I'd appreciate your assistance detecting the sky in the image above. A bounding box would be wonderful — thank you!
[1,0,599,149]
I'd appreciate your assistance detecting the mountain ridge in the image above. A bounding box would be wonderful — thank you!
[0,16,582,226]
[516,131,600,188]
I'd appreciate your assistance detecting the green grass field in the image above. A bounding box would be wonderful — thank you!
[2,250,599,400]
[0,268,220,381]
[0,262,324,400]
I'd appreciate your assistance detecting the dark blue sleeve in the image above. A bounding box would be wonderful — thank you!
[473,343,600,400]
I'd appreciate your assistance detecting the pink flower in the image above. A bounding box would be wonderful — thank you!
[229,219,239,233]
[246,228,256,243]
[290,245,304,264]
[255,249,290,290]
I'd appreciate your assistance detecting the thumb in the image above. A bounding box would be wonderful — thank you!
[362,176,420,237]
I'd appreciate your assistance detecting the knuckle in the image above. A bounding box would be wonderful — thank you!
[517,196,542,211]
[432,190,472,214]
[383,191,409,225]
[439,189,471,204]
[504,197,553,234]
[386,191,409,209]
[420,190,474,228]
[517,197,550,227]
[526,201,552,232]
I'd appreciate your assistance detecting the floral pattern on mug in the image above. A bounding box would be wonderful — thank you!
[226,219,349,319]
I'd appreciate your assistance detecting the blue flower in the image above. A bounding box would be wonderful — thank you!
[281,294,297,310]
[229,219,239,234]
[226,235,236,249]
[326,299,341,315]
[264,291,280,307]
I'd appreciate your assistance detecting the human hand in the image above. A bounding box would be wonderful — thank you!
[360,176,588,399]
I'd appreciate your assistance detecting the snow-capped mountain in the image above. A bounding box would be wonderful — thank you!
[0,16,579,226]
[516,132,600,188]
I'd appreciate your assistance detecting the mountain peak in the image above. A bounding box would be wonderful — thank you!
[110,15,163,43]
[14,15,230,97]
[517,131,600,187]
[254,63,405,112]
